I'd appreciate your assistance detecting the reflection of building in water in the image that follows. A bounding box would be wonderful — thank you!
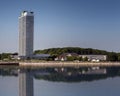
[19,69,34,96]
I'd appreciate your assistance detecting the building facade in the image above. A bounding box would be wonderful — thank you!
[19,11,34,58]
[79,55,107,61]
[55,53,107,61]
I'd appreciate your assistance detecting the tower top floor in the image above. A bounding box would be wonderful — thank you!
[19,11,34,17]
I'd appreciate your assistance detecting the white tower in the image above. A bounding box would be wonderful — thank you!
[19,11,34,58]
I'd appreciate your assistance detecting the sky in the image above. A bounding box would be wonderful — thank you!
[0,0,120,53]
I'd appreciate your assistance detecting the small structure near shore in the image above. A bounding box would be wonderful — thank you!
[79,55,107,62]
[55,53,107,62]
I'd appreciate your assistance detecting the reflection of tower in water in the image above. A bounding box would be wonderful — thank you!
[19,69,34,96]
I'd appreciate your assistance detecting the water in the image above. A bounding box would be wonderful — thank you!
[0,66,120,96]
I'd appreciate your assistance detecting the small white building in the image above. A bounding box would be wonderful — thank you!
[55,53,78,61]
[79,55,107,61]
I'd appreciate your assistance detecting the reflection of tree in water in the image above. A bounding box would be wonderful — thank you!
[34,67,120,82]
[0,66,18,76]
[0,67,120,83]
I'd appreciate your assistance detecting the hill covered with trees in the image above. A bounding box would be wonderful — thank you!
[34,47,108,55]
[34,47,120,61]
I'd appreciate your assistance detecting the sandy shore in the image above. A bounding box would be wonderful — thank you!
[1,61,120,68]
[19,62,120,68]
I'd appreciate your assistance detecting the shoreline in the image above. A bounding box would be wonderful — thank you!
[1,61,120,68]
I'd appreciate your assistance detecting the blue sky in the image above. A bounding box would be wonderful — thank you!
[0,0,120,53]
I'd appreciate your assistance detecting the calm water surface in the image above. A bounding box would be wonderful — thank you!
[0,67,120,96]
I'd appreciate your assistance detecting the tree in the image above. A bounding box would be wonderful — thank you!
[107,52,118,61]
[83,57,88,61]
[1,53,11,60]
[117,53,120,61]
[77,56,82,61]
[67,56,75,61]
[0,54,1,60]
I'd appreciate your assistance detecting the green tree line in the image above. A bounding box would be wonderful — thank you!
[34,47,108,55]
[0,53,17,61]
[1,47,120,61]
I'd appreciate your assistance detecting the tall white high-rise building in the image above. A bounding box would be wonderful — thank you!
[19,11,34,58]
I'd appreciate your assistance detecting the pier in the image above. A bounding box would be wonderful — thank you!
[0,62,19,66]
